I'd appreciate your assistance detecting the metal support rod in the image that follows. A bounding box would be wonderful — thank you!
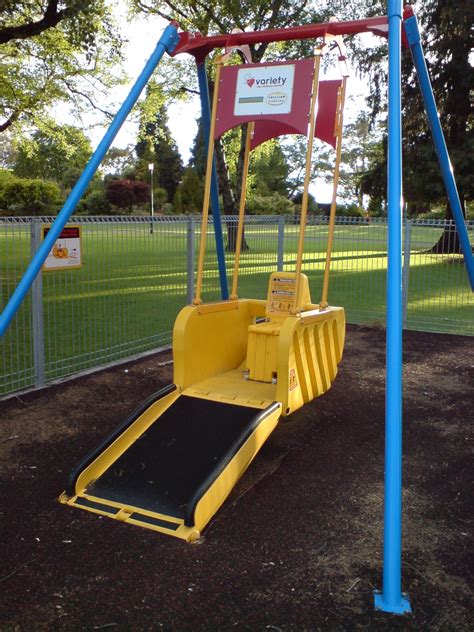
[374,0,411,615]
[0,22,180,338]
[402,220,412,329]
[404,13,474,290]
[293,52,322,312]
[187,216,195,305]
[149,163,155,235]
[30,220,45,389]
[320,76,347,307]
[196,60,229,300]
[194,58,224,304]
[230,122,254,299]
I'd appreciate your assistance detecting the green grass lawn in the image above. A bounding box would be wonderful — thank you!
[1,220,473,396]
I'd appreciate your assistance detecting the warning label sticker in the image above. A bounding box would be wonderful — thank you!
[42,225,82,271]
[289,368,298,391]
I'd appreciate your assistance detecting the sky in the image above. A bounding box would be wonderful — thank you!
[79,5,374,203]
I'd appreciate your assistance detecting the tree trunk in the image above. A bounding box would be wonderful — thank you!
[226,219,250,252]
[0,1,65,44]
[427,200,465,254]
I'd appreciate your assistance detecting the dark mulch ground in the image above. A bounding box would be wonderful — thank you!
[0,325,472,631]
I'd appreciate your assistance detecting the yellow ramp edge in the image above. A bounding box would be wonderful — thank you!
[60,387,281,541]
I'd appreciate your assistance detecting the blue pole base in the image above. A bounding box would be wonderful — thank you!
[374,591,412,615]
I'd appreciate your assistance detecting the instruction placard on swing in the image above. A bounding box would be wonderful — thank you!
[234,64,295,116]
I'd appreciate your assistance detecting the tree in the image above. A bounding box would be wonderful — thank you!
[292,191,317,214]
[131,0,330,250]
[339,111,383,208]
[246,193,294,216]
[136,82,184,202]
[173,167,202,213]
[0,1,123,134]
[190,119,293,248]
[359,135,387,216]
[0,129,18,168]
[404,0,473,252]
[101,146,138,178]
[249,141,289,197]
[13,123,93,190]
[0,175,62,216]
[105,179,150,213]
[76,189,112,215]
[189,118,206,180]
[333,0,473,250]
[130,1,319,49]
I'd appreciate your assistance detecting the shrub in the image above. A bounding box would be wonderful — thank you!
[154,187,167,211]
[292,191,317,213]
[246,193,294,215]
[173,168,202,213]
[105,179,150,212]
[336,203,365,218]
[0,177,62,216]
[76,189,112,215]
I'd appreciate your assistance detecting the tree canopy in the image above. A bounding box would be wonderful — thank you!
[0,1,124,134]
[334,0,473,219]
[136,83,184,202]
[130,0,330,216]
[13,123,93,189]
[1,0,471,226]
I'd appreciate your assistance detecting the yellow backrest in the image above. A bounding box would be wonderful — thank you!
[265,272,311,321]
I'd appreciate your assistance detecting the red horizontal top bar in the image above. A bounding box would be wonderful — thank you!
[171,16,388,61]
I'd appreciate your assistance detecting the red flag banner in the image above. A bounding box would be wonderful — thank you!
[214,59,341,149]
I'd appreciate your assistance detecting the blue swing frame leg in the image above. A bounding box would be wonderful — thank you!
[373,0,411,615]
[404,13,474,290]
[0,22,180,338]
[196,61,229,300]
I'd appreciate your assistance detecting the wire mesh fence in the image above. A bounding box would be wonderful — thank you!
[1,215,473,397]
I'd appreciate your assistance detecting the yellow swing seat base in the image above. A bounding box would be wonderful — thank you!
[175,272,344,416]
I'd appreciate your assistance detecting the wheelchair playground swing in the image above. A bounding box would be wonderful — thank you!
[61,33,349,542]
[2,5,473,615]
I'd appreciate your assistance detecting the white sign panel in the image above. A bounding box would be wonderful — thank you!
[234,64,295,116]
[42,225,82,271]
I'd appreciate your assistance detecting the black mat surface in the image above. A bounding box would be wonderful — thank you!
[87,396,264,521]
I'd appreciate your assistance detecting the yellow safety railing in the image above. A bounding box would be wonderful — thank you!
[194,41,347,310]
[194,56,225,305]
[292,48,323,313]
[320,75,348,307]
[230,121,254,300]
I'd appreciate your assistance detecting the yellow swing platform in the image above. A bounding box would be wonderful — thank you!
[60,38,348,542]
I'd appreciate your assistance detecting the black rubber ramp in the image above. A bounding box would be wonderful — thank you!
[86,396,268,523]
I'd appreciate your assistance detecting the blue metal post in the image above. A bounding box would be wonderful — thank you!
[196,60,229,300]
[374,0,411,615]
[0,22,180,338]
[404,14,474,290]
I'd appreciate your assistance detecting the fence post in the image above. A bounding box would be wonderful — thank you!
[277,216,285,271]
[30,219,45,388]
[187,216,195,304]
[402,220,412,329]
